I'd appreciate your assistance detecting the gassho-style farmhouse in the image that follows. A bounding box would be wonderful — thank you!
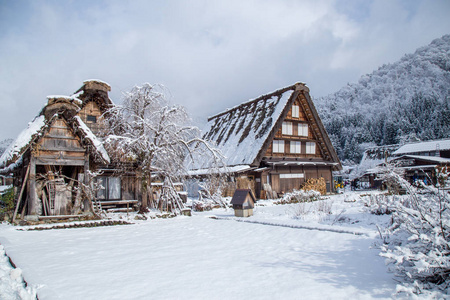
[0,80,342,219]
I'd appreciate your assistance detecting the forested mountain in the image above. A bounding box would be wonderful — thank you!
[316,35,450,165]
[0,139,12,157]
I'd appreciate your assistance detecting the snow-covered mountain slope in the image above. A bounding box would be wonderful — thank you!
[316,35,450,164]
[0,139,13,157]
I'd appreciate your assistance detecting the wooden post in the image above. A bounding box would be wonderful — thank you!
[84,155,89,185]
[27,156,37,215]
[12,164,30,223]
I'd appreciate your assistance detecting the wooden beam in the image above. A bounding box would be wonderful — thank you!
[27,156,37,215]
[35,158,85,166]
[12,164,30,223]
[39,147,85,152]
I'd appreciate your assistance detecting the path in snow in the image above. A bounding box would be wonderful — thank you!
[212,216,369,236]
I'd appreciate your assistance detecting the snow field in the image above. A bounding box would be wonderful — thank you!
[0,192,396,299]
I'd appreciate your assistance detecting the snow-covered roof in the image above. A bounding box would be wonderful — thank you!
[391,155,450,164]
[203,84,302,167]
[47,95,83,106]
[393,139,450,155]
[73,116,110,164]
[0,115,47,168]
[188,165,253,176]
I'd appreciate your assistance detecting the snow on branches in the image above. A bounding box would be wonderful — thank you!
[104,83,222,212]
[377,165,450,296]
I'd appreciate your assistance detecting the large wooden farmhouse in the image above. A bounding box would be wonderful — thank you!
[202,82,342,198]
[0,80,142,220]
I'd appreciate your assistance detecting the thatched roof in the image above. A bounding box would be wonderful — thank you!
[204,84,302,167]
[0,85,111,173]
[72,79,113,112]
[203,82,341,170]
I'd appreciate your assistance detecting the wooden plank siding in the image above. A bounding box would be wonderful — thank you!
[77,101,107,136]
[34,118,88,166]
[265,94,321,159]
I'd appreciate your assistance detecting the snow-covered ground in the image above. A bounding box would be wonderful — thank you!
[0,191,398,300]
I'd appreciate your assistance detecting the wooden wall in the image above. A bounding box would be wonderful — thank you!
[265,95,321,159]
[77,101,107,136]
[34,118,86,166]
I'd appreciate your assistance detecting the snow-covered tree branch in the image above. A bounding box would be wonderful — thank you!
[377,164,450,296]
[104,83,223,213]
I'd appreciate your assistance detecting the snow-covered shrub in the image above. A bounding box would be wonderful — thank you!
[289,199,333,221]
[192,199,214,212]
[0,186,15,212]
[197,174,228,208]
[315,199,333,215]
[379,167,450,295]
[277,189,321,204]
[365,194,395,215]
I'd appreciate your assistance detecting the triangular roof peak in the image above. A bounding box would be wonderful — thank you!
[203,82,341,170]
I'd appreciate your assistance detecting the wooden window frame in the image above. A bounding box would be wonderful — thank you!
[282,122,293,135]
[292,105,299,118]
[273,140,285,153]
[96,176,122,200]
[306,142,316,154]
[298,123,308,137]
[290,141,301,154]
[87,115,97,123]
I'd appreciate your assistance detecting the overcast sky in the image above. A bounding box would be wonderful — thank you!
[0,0,449,141]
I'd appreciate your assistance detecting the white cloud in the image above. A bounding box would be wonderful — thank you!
[0,0,448,140]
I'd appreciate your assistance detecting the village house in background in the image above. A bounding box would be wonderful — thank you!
[194,83,342,198]
[0,80,142,220]
[354,139,450,188]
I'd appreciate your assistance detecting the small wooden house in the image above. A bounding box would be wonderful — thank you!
[0,80,144,219]
[230,189,256,217]
[199,83,342,198]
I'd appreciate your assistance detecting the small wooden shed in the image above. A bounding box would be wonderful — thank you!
[230,189,256,217]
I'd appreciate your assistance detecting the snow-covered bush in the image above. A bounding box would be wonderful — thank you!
[289,199,333,221]
[277,189,321,204]
[365,194,395,215]
[0,186,15,212]
[379,167,450,295]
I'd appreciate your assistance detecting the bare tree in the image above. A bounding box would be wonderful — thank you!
[105,83,223,213]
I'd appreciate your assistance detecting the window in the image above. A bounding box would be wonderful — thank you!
[298,123,308,137]
[87,115,97,123]
[282,122,293,135]
[96,176,121,200]
[306,142,316,154]
[292,105,299,118]
[280,173,304,179]
[273,140,285,153]
[290,141,301,154]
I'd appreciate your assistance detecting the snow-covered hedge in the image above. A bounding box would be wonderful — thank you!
[277,189,321,204]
